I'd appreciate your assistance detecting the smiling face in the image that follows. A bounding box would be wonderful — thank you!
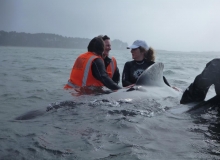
[103,39,111,58]
[131,47,144,61]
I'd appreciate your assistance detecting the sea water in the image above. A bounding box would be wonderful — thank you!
[0,46,220,160]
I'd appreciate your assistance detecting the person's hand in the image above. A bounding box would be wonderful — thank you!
[124,84,135,89]
[172,86,180,92]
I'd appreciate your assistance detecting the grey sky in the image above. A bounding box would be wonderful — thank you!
[0,0,220,52]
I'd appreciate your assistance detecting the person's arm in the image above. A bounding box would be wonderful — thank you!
[92,58,122,90]
[163,76,181,91]
[180,58,220,104]
[112,67,120,84]
[163,76,170,87]
[122,62,133,87]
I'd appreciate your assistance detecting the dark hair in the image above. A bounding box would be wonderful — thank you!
[87,37,104,56]
[102,35,110,41]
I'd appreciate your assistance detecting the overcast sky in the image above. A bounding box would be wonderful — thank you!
[0,0,220,52]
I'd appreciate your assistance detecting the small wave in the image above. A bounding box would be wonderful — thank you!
[1,93,14,97]
[20,75,41,83]
[25,88,49,93]
[0,72,7,76]
[20,75,33,81]
[0,93,22,101]
[44,66,58,70]
[171,66,184,70]
[32,56,45,60]
[108,110,138,117]
[22,67,37,71]
[46,101,81,112]
[164,70,175,75]
[172,79,188,85]
[89,99,120,107]
[34,137,75,155]
[26,95,43,99]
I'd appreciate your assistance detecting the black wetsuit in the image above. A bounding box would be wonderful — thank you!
[91,58,122,90]
[122,59,170,87]
[104,56,120,84]
[180,58,220,104]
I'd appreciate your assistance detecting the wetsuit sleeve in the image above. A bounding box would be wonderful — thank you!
[180,58,220,104]
[91,58,122,90]
[122,62,133,87]
[112,67,120,84]
[163,76,170,87]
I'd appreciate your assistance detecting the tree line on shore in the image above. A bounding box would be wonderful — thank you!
[0,31,128,50]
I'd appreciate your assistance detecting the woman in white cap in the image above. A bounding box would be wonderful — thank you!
[122,40,170,87]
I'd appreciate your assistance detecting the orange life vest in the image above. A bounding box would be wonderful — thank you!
[64,52,104,89]
[107,56,117,78]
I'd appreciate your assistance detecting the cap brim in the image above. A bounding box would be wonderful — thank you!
[127,44,139,49]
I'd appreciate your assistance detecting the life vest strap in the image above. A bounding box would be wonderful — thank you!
[67,80,79,88]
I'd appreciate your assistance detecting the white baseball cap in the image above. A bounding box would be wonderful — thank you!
[127,40,149,50]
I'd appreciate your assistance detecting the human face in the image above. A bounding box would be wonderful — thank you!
[131,48,144,61]
[103,39,111,58]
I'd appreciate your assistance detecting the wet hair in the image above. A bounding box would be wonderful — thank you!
[139,46,155,62]
[102,35,110,41]
[97,35,110,41]
[87,37,104,56]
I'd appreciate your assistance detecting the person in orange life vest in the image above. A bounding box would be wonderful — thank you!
[101,35,120,84]
[64,36,122,90]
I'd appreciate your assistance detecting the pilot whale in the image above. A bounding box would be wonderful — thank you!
[15,62,180,120]
[101,62,180,102]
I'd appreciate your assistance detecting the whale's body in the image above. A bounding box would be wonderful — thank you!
[101,62,179,102]
[15,62,180,120]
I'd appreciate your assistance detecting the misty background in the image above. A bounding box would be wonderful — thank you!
[0,0,220,52]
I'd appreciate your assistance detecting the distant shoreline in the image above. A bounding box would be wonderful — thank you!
[0,31,128,50]
[1,31,219,53]
[1,45,219,54]
[0,45,129,51]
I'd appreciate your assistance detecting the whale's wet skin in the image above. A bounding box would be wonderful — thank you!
[1,47,220,159]
[15,63,181,120]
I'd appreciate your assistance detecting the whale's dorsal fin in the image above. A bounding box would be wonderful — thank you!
[135,62,165,87]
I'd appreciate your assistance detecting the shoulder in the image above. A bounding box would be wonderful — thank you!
[104,56,111,62]
[145,59,155,64]
[110,56,117,64]
[210,58,220,63]
[206,58,220,67]
[111,56,116,61]
[93,57,104,64]
[124,60,135,66]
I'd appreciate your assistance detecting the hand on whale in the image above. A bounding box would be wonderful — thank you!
[103,62,180,101]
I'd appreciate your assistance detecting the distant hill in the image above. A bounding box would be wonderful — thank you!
[0,31,128,50]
